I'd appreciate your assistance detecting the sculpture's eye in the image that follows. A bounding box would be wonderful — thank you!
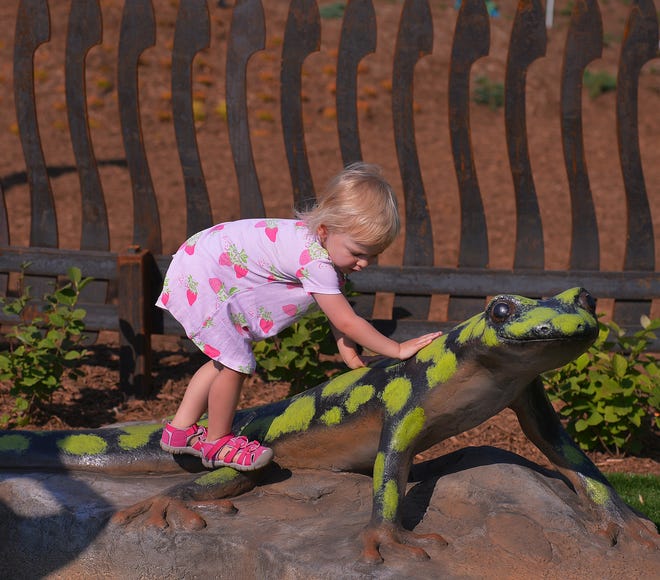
[490,300,512,323]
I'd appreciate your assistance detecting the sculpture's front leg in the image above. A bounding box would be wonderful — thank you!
[361,415,447,564]
[510,377,658,549]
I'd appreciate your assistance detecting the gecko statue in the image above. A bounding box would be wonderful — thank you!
[0,287,657,563]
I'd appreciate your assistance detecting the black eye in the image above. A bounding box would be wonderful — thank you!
[491,301,512,323]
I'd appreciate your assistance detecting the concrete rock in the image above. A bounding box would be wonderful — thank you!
[0,446,658,579]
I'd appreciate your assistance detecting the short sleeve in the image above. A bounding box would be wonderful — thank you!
[299,258,343,295]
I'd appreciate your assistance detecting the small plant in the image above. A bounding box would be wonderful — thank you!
[0,266,92,427]
[583,69,617,99]
[319,2,346,19]
[472,75,504,110]
[544,316,659,455]
[253,309,340,395]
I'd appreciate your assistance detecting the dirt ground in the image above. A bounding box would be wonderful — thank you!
[0,1,658,476]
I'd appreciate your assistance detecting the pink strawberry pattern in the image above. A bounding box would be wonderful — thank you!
[299,240,327,265]
[180,232,202,255]
[255,218,279,242]
[258,306,274,334]
[230,312,248,334]
[160,277,170,305]
[282,304,298,317]
[218,243,249,279]
[186,275,199,305]
[209,277,238,302]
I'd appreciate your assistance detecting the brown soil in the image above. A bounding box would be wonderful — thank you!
[0,1,658,478]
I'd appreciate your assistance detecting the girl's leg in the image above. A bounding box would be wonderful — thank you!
[206,365,247,441]
[170,359,221,429]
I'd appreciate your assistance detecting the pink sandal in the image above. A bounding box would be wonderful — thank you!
[160,422,207,457]
[201,433,273,471]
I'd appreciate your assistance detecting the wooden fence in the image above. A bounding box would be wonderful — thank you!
[1,0,658,396]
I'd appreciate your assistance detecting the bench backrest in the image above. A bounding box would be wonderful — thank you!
[1,0,658,394]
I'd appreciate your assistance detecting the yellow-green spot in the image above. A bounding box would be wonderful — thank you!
[322,367,370,397]
[195,467,241,487]
[265,396,316,441]
[552,313,590,335]
[373,452,385,492]
[506,308,557,337]
[426,347,457,388]
[584,478,610,506]
[57,434,107,456]
[382,378,412,415]
[0,434,29,453]
[382,480,399,522]
[345,384,374,413]
[320,406,343,426]
[392,407,425,452]
[416,334,448,364]
[118,423,162,450]
[458,315,486,344]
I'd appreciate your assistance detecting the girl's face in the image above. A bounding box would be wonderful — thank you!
[318,226,376,274]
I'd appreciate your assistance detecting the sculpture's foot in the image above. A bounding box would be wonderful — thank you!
[360,523,447,564]
[111,494,237,531]
[596,516,659,550]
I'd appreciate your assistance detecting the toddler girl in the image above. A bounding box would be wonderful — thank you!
[157,162,442,471]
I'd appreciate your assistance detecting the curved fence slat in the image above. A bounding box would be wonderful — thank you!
[281,0,321,212]
[336,0,376,165]
[506,0,546,271]
[561,0,602,271]
[15,0,54,249]
[117,0,160,252]
[172,0,212,237]
[226,0,266,218]
[614,0,658,325]
[66,0,108,341]
[14,0,55,299]
[392,0,433,320]
[447,0,490,321]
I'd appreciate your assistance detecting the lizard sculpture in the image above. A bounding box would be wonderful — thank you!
[0,287,656,563]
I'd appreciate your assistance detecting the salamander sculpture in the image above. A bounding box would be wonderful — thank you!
[0,287,657,563]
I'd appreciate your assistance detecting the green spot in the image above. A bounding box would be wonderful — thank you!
[562,443,585,467]
[373,452,385,492]
[382,480,399,522]
[382,378,412,415]
[320,406,343,426]
[0,434,29,453]
[345,384,374,413]
[322,367,370,397]
[426,347,458,388]
[118,423,162,450]
[458,315,486,344]
[584,478,610,506]
[416,334,449,363]
[265,396,316,441]
[57,434,107,456]
[195,467,241,488]
[392,407,425,452]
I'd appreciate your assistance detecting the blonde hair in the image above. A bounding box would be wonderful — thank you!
[299,162,400,254]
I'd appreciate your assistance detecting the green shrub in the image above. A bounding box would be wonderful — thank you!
[544,316,659,455]
[583,69,617,99]
[0,266,92,427]
[472,75,504,110]
[253,308,340,395]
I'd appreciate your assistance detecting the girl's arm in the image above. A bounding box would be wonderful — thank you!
[314,292,441,364]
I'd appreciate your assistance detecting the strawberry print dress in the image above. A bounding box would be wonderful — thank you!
[156,219,343,373]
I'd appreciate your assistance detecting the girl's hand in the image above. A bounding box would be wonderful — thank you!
[336,335,366,369]
[397,331,443,359]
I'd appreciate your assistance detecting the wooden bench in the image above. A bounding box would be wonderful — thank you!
[1,0,658,397]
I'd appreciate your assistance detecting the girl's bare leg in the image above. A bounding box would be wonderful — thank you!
[170,359,220,428]
[206,366,246,441]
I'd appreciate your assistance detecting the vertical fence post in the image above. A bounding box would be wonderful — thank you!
[118,245,152,398]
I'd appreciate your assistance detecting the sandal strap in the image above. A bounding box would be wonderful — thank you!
[205,434,260,466]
